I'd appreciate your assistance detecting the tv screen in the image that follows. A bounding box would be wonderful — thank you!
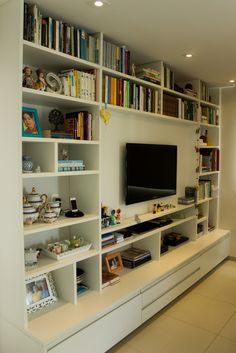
[125,143,177,205]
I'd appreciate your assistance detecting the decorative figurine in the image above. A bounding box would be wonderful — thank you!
[46,72,63,94]
[61,147,69,160]
[152,203,157,214]
[134,214,141,223]
[35,165,41,173]
[116,208,121,223]
[34,68,46,91]
[48,109,64,131]
[110,209,116,226]
[24,248,40,267]
[131,63,136,77]
[22,66,35,89]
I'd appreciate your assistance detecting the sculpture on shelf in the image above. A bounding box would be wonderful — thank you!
[100,106,111,125]
[48,109,64,131]
[35,68,46,91]
[22,66,35,89]
[45,72,63,94]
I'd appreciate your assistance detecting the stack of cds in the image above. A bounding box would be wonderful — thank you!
[76,268,89,296]
[121,247,151,268]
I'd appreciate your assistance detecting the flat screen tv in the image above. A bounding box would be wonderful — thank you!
[125,143,177,205]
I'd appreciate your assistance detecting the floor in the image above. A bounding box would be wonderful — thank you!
[107,259,236,353]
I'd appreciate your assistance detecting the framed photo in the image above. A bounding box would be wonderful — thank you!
[22,107,42,137]
[25,272,57,313]
[105,252,123,273]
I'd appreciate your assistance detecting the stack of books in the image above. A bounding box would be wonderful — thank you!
[135,67,161,85]
[58,160,85,172]
[114,232,124,244]
[76,268,89,296]
[24,3,100,63]
[201,106,219,125]
[102,271,120,289]
[121,247,151,268]
[101,233,115,249]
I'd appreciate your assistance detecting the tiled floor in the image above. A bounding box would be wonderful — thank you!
[107,260,236,353]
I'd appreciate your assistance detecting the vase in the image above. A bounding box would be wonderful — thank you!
[22,155,33,173]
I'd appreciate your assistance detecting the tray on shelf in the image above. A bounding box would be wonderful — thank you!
[42,242,92,260]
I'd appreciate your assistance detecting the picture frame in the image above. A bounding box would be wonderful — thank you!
[105,252,123,273]
[22,107,42,137]
[25,272,57,314]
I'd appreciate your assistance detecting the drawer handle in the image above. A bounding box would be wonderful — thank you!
[143,266,200,309]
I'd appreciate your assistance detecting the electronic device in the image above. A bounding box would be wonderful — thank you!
[125,143,177,205]
[70,197,78,212]
[65,197,84,218]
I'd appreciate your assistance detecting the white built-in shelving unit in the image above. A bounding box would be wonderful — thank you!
[0,1,230,352]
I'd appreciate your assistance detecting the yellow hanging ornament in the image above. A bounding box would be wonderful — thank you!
[100,105,111,125]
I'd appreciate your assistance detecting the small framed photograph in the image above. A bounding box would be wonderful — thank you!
[105,252,123,273]
[25,272,57,313]
[22,107,42,137]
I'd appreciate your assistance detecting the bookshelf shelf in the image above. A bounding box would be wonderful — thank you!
[199,171,220,176]
[22,137,99,145]
[200,100,220,109]
[199,145,219,149]
[22,87,100,109]
[24,214,99,236]
[25,249,100,279]
[162,86,199,103]
[102,66,161,90]
[101,215,196,255]
[23,40,101,71]
[22,170,99,178]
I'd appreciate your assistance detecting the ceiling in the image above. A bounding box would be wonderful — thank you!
[23,0,236,86]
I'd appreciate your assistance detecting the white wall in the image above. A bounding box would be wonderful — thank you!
[101,111,197,219]
[0,0,26,328]
[220,87,236,256]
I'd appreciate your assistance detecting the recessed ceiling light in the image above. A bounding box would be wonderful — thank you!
[229,79,235,83]
[185,53,193,58]
[94,0,103,6]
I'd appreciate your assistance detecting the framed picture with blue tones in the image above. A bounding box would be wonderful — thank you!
[22,107,42,137]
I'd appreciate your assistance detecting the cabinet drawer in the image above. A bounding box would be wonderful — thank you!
[142,266,200,322]
[142,258,200,309]
[200,235,230,277]
[49,295,141,353]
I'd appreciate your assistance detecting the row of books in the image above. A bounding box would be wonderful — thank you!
[201,106,219,125]
[59,69,97,101]
[198,180,212,200]
[199,149,220,173]
[177,99,198,121]
[24,2,100,63]
[163,65,174,90]
[101,232,124,249]
[201,81,210,102]
[64,111,93,140]
[103,75,160,113]
[103,40,131,74]
[163,94,198,121]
